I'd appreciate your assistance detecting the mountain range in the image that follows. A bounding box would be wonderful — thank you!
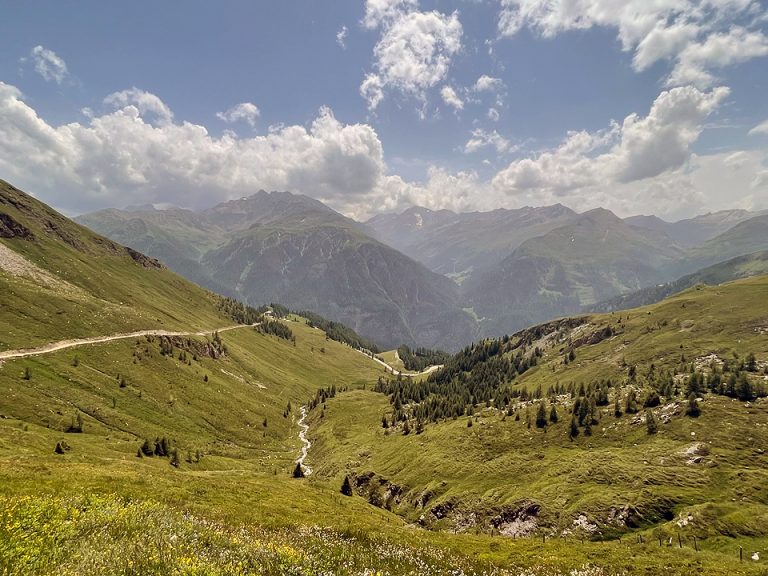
[77,192,476,351]
[3,177,768,575]
[77,189,768,350]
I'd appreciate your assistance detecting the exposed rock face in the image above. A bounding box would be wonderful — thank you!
[0,213,34,240]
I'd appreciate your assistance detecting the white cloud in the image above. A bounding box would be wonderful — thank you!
[216,102,261,128]
[362,0,418,29]
[749,118,768,135]
[487,107,500,122]
[0,82,388,218]
[104,88,174,126]
[0,81,764,222]
[336,25,348,49]
[464,128,512,154]
[473,75,504,92]
[440,86,464,111]
[498,0,768,87]
[361,1,463,110]
[493,85,730,193]
[27,45,69,84]
[668,26,768,86]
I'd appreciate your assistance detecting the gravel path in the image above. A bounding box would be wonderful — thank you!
[0,324,255,362]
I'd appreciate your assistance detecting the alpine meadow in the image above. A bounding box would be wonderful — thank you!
[2,2,768,575]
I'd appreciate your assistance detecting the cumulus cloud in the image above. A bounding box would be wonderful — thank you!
[440,86,464,111]
[360,0,463,110]
[0,82,387,217]
[498,0,768,87]
[104,88,174,126]
[493,85,730,193]
[0,81,764,222]
[362,0,418,29]
[216,102,261,127]
[27,45,69,84]
[748,118,768,135]
[336,25,348,49]
[487,107,500,122]
[464,128,512,154]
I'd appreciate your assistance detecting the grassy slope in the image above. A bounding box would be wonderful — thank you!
[308,275,768,573]
[3,178,768,574]
[0,179,229,350]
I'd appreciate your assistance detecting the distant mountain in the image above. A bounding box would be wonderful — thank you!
[365,204,577,283]
[466,208,686,336]
[678,214,768,274]
[625,209,764,248]
[587,250,768,313]
[77,192,477,351]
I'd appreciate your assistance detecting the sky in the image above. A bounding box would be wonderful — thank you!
[1,0,767,222]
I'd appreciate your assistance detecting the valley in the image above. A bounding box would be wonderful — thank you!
[2,180,768,574]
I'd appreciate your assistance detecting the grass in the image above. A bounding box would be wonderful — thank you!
[3,178,768,574]
[303,276,768,573]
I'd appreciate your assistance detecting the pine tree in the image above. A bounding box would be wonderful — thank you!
[646,409,658,434]
[569,417,579,440]
[140,439,153,457]
[746,352,758,372]
[685,393,701,417]
[169,449,180,468]
[341,475,353,496]
[292,462,305,478]
[549,404,559,423]
[737,373,754,401]
[536,402,548,428]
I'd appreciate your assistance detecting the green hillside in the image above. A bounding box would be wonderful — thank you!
[3,179,768,575]
[307,274,768,574]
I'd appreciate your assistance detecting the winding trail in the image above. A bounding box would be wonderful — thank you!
[0,323,256,362]
[360,349,443,377]
[296,406,312,476]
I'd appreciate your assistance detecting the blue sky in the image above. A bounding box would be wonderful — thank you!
[1,0,767,220]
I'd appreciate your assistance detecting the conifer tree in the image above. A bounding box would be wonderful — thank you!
[646,409,658,434]
[341,476,353,496]
[536,402,548,428]
[685,393,701,417]
[569,417,579,440]
[549,404,559,423]
[292,462,305,478]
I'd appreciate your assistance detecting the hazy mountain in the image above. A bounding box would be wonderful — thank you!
[466,208,687,336]
[588,249,768,313]
[624,209,764,248]
[365,204,577,283]
[677,214,768,275]
[77,192,477,351]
